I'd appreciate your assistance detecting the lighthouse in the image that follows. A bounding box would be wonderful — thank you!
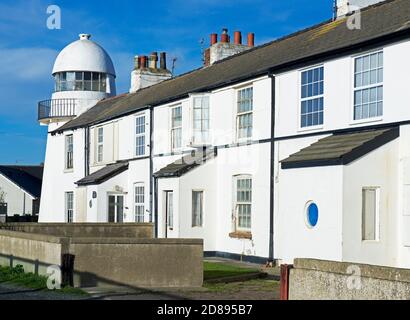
[38,34,117,222]
[38,34,116,130]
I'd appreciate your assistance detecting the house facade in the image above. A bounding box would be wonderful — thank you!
[0,165,43,219]
[38,0,410,266]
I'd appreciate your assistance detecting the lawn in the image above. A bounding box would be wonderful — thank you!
[0,265,87,296]
[203,261,260,281]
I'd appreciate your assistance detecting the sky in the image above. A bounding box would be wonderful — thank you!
[0,0,332,165]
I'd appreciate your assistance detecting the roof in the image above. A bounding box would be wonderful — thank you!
[281,127,399,169]
[52,34,116,76]
[154,148,217,178]
[76,161,128,186]
[0,165,44,198]
[54,0,410,134]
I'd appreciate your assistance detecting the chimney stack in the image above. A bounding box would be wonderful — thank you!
[247,33,255,47]
[160,52,167,70]
[130,51,172,93]
[204,28,254,66]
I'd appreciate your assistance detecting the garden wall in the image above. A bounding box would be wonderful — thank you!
[289,259,410,300]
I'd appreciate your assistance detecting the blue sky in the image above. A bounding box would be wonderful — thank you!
[0,0,332,164]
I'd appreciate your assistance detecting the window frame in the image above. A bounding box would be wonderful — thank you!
[96,127,104,163]
[65,134,74,171]
[134,183,145,223]
[352,50,384,123]
[362,187,381,242]
[54,71,107,93]
[191,95,210,146]
[299,65,325,131]
[170,105,182,151]
[236,86,254,142]
[192,190,204,228]
[233,175,252,232]
[65,191,74,223]
[135,113,146,157]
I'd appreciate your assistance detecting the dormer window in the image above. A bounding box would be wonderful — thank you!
[192,95,210,145]
[54,71,107,93]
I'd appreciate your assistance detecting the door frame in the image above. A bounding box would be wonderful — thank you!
[164,190,174,238]
[107,193,125,223]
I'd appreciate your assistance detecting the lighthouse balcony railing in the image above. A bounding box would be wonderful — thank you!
[38,99,77,121]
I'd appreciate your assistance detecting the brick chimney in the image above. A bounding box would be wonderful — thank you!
[130,51,172,93]
[204,28,254,67]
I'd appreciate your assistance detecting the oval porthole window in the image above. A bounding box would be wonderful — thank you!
[306,202,319,228]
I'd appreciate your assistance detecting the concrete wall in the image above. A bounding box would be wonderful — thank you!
[0,228,203,288]
[0,174,35,216]
[0,223,154,239]
[70,238,203,288]
[289,258,410,300]
[0,229,64,276]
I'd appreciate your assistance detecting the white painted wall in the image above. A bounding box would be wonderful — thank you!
[342,139,399,267]
[0,174,35,216]
[275,164,344,264]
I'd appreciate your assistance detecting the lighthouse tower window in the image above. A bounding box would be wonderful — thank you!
[54,71,108,93]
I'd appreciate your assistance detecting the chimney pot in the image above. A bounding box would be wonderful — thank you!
[220,28,229,43]
[160,52,167,70]
[210,33,218,46]
[134,55,140,69]
[140,56,147,69]
[247,32,255,47]
[234,31,242,45]
[149,52,158,69]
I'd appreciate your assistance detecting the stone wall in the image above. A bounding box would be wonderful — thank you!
[289,259,410,300]
[0,223,153,239]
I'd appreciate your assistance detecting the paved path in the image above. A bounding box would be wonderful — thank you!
[0,283,87,300]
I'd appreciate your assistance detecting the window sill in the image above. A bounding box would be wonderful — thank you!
[297,125,324,133]
[349,116,383,126]
[229,231,252,240]
[64,169,74,173]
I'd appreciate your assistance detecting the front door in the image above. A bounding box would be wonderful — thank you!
[108,195,124,223]
[165,191,174,238]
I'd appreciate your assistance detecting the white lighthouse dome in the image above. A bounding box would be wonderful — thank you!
[52,34,116,76]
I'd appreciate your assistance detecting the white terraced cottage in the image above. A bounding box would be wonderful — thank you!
[38,0,410,267]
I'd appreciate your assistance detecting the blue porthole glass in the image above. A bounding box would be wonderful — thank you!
[307,203,319,227]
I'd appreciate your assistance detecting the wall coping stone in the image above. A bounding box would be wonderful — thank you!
[0,229,65,244]
[294,259,410,284]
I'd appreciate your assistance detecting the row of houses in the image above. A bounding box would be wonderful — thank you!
[38,0,410,267]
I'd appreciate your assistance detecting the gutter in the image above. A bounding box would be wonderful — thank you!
[268,73,275,263]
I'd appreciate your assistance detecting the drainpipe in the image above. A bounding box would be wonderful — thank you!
[268,73,276,263]
[84,127,90,177]
[149,105,159,238]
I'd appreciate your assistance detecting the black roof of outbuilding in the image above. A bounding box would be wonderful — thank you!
[76,161,129,186]
[54,0,410,134]
[154,148,217,178]
[281,127,399,169]
[0,165,44,198]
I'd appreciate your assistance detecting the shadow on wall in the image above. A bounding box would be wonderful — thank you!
[0,253,189,299]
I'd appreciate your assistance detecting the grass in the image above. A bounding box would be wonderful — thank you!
[204,279,280,293]
[0,265,87,296]
[203,261,260,281]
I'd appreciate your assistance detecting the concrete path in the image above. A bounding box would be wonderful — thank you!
[0,283,87,300]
